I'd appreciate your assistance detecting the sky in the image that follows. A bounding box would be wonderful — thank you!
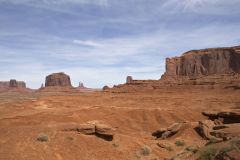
[0,0,240,89]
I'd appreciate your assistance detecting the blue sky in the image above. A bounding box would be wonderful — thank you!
[0,0,240,89]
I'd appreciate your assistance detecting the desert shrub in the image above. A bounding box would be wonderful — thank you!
[165,146,173,152]
[185,145,199,153]
[207,138,220,144]
[141,146,151,156]
[66,136,74,141]
[230,139,240,150]
[198,146,217,160]
[175,140,185,147]
[112,142,119,148]
[218,139,240,155]
[37,133,49,142]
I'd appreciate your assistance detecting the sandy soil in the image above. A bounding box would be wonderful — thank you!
[0,88,239,160]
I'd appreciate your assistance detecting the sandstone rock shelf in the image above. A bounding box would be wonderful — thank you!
[162,46,240,80]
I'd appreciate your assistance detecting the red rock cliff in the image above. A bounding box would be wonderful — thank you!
[45,72,72,87]
[162,46,240,79]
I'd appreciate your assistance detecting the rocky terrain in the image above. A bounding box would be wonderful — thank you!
[0,45,239,160]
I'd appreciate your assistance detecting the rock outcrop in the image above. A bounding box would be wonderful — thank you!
[78,82,85,88]
[152,123,182,139]
[45,72,72,87]
[126,76,133,84]
[62,121,116,141]
[162,46,240,80]
[0,79,26,88]
[202,111,240,124]
[103,85,110,90]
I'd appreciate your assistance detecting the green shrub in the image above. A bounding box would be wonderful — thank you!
[66,136,74,141]
[175,140,185,147]
[112,142,119,148]
[185,145,199,153]
[198,146,217,160]
[37,133,49,142]
[141,146,151,156]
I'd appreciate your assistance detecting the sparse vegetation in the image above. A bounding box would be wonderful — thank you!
[185,145,199,153]
[207,137,220,145]
[66,136,74,141]
[198,146,217,160]
[112,142,119,148]
[175,140,185,147]
[37,133,49,142]
[165,146,173,152]
[141,146,151,156]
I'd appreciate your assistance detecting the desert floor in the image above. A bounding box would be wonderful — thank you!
[0,88,239,160]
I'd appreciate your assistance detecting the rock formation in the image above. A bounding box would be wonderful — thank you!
[103,85,110,90]
[62,121,116,141]
[162,46,240,80]
[152,123,182,139]
[126,76,133,84]
[0,80,26,88]
[78,82,84,88]
[45,72,72,87]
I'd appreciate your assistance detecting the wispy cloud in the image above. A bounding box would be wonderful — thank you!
[73,40,104,48]
[0,0,109,6]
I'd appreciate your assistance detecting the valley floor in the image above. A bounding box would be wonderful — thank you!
[0,88,239,160]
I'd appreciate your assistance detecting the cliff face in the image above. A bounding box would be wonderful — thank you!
[45,72,72,87]
[163,46,240,79]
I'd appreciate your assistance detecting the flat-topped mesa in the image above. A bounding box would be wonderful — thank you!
[162,46,240,80]
[45,72,72,87]
[0,79,26,88]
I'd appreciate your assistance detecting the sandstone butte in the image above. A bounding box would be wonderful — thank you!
[45,72,72,87]
[108,45,240,93]
[162,46,240,80]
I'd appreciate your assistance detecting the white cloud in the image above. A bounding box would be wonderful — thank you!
[73,40,104,48]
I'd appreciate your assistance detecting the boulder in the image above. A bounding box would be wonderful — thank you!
[95,123,115,141]
[152,123,182,139]
[167,123,182,134]
[62,121,116,141]
[45,72,72,87]
[198,120,216,140]
[77,123,95,135]
[95,123,115,136]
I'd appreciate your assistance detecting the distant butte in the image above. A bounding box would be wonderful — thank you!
[45,72,72,87]
[0,79,31,93]
[109,45,240,92]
